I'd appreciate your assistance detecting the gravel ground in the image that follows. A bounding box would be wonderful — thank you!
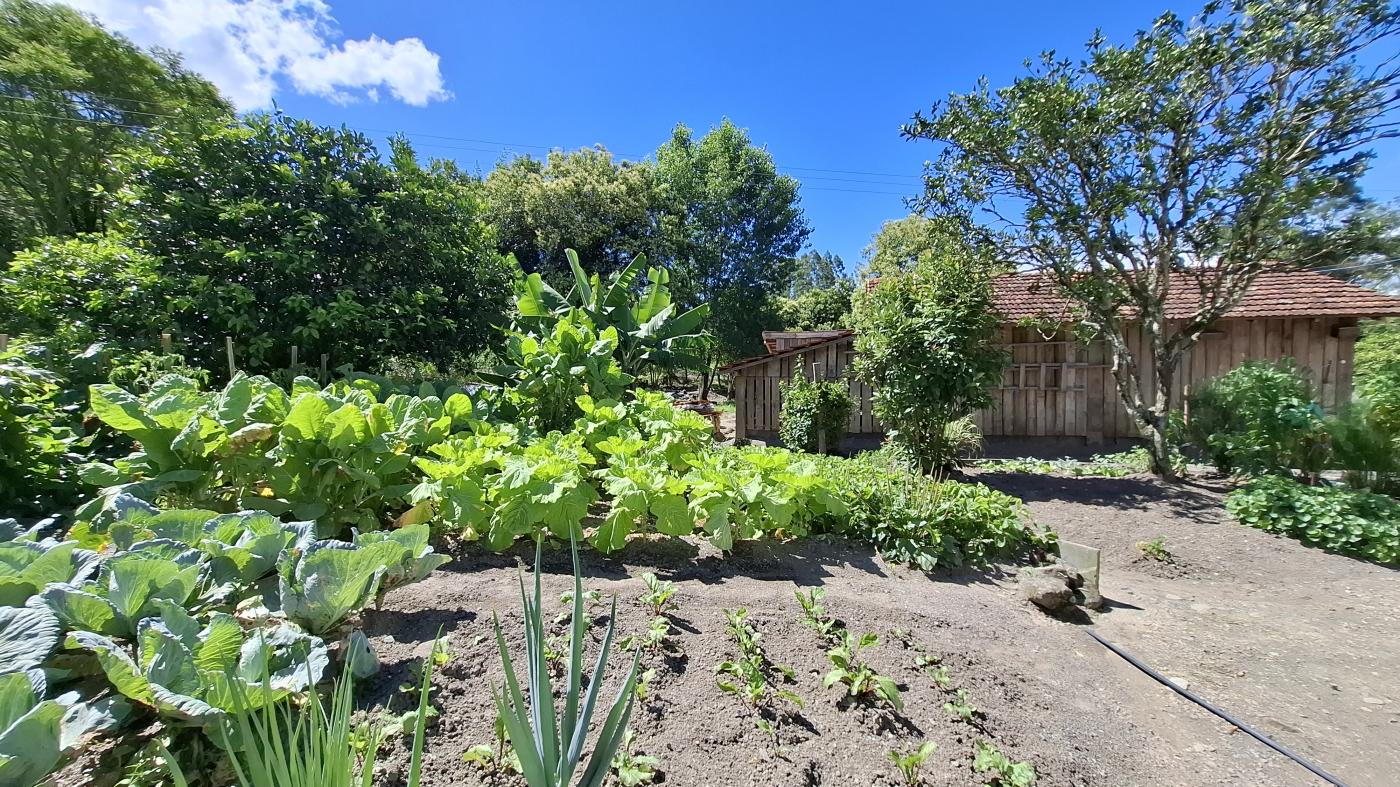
[362,469,1397,787]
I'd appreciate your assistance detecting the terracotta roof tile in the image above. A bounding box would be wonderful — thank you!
[991,269,1400,321]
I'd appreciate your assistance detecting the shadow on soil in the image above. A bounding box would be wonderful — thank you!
[969,471,1228,517]
[440,536,898,588]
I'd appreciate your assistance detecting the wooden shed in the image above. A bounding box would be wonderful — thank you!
[721,269,1400,444]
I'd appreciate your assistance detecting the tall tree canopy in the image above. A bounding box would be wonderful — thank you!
[905,0,1400,477]
[861,215,1009,280]
[483,147,666,283]
[655,119,809,390]
[788,250,848,297]
[117,114,512,375]
[1284,194,1400,290]
[0,0,230,255]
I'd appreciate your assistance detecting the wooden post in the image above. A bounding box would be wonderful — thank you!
[0,334,8,353]
[290,345,298,370]
[160,332,172,354]
[225,337,236,378]
[733,374,748,442]
[320,354,329,384]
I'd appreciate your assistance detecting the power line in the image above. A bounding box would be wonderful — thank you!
[0,95,924,197]
[0,105,148,131]
[1303,256,1400,275]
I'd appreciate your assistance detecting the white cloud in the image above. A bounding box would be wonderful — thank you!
[55,0,450,110]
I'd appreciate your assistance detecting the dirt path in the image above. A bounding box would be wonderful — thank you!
[968,471,1400,787]
[361,472,1397,787]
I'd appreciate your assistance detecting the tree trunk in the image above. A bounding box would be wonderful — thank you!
[1102,324,1181,481]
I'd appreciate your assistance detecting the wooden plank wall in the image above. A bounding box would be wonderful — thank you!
[731,318,1360,439]
[733,336,881,435]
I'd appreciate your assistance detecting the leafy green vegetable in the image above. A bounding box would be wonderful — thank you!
[68,606,328,724]
[41,552,201,638]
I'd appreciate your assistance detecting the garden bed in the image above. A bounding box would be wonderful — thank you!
[358,535,1327,787]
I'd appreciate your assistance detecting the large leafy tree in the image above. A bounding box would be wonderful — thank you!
[484,147,666,284]
[118,115,512,376]
[0,0,229,255]
[905,0,1400,478]
[655,120,810,394]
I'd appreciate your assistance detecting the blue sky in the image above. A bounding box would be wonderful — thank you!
[72,0,1400,275]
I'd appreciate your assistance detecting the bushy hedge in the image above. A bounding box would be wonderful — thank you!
[0,348,81,513]
[1184,360,1328,477]
[778,372,853,454]
[1225,475,1400,565]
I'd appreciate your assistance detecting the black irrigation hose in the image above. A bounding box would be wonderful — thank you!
[1083,628,1347,787]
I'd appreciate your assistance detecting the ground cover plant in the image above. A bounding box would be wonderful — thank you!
[1225,475,1400,565]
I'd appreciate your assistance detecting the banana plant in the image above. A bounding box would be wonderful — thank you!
[513,250,711,376]
[491,537,640,787]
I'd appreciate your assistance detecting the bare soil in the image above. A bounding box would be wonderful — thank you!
[360,470,1398,786]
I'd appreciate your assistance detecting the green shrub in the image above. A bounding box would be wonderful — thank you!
[118,117,512,376]
[778,372,853,454]
[1355,360,1400,437]
[815,450,1052,570]
[0,348,81,513]
[0,234,170,355]
[1225,475,1399,565]
[1354,318,1400,387]
[1183,360,1328,477]
[1326,402,1400,495]
[849,224,1005,472]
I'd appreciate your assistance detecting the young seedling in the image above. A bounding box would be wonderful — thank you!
[715,608,804,738]
[621,616,676,654]
[610,729,660,786]
[462,712,524,775]
[888,741,938,785]
[823,630,903,710]
[556,587,604,624]
[795,586,839,640]
[1136,535,1173,562]
[633,667,657,702]
[892,629,952,688]
[944,688,977,722]
[639,572,678,615]
[973,741,1037,786]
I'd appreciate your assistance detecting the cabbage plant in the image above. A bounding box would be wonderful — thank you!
[68,602,327,725]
